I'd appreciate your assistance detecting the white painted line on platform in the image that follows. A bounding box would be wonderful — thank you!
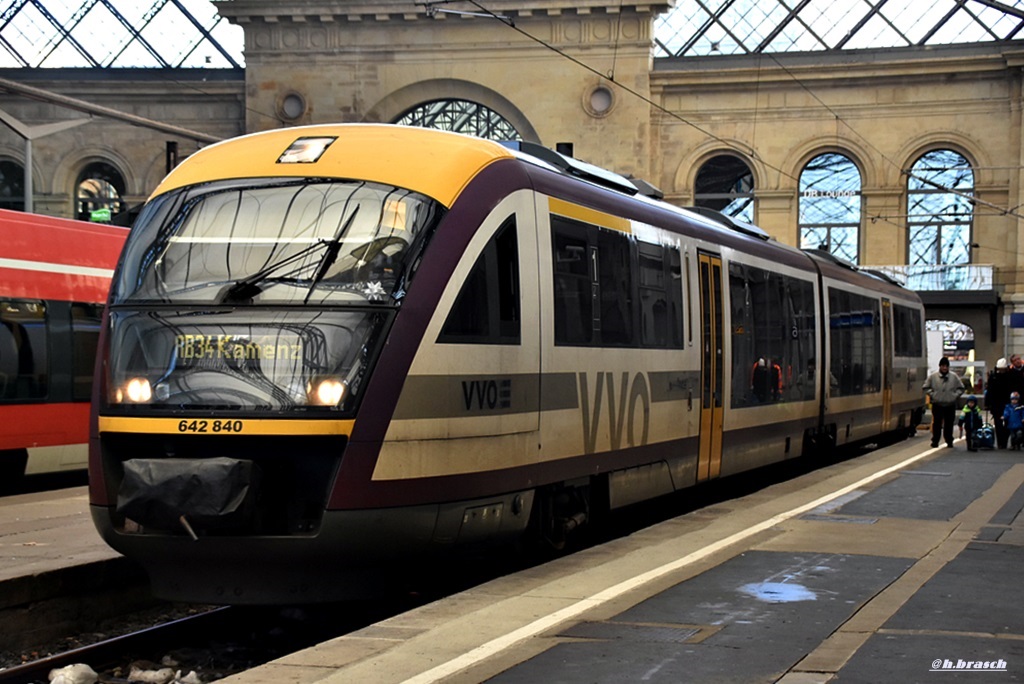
[400,444,941,684]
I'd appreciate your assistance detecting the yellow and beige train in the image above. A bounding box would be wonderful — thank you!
[89,124,927,603]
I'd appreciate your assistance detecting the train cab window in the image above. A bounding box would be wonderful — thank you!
[0,299,48,401]
[439,217,520,344]
[729,265,817,407]
[71,303,103,401]
[828,288,881,396]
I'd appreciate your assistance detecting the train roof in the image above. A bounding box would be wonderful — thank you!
[151,124,517,207]
[0,208,126,267]
[802,247,920,302]
[0,208,127,302]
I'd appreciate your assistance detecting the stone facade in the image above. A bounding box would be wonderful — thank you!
[1,0,1022,357]
[0,69,244,217]
[220,0,666,179]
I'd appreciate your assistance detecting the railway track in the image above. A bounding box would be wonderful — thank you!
[0,607,235,684]
[0,590,452,684]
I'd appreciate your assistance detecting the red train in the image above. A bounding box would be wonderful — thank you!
[0,209,125,484]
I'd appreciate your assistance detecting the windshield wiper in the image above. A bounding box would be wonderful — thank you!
[304,205,360,304]
[218,238,335,304]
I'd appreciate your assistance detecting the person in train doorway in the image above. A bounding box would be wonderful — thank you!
[985,357,1020,449]
[922,356,965,448]
[1004,392,1024,449]
[751,357,783,403]
[958,395,984,452]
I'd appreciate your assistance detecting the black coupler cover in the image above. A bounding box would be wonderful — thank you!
[117,457,261,533]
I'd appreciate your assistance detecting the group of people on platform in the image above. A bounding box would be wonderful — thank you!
[921,354,1024,451]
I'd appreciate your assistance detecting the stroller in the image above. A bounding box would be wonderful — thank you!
[973,421,996,451]
[961,399,993,451]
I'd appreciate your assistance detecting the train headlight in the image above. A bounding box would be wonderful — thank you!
[116,377,153,403]
[307,378,347,406]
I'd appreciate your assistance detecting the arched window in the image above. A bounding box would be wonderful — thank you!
[0,160,25,212]
[799,152,862,264]
[76,161,125,222]
[694,154,754,223]
[907,150,973,265]
[394,99,522,141]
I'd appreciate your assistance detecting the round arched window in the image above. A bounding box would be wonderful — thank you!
[394,99,522,141]
[907,149,974,266]
[76,161,125,222]
[799,152,862,264]
[694,154,754,223]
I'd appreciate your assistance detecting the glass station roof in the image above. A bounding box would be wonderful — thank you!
[0,0,243,68]
[655,0,1024,57]
[1,0,1023,69]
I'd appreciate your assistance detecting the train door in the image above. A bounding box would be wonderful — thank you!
[698,252,724,480]
[881,298,893,429]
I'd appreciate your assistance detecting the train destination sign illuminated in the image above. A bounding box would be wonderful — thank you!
[175,334,302,362]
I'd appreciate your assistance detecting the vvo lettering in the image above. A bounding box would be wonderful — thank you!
[462,378,512,411]
[579,371,651,454]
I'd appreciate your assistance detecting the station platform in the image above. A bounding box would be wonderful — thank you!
[0,484,150,651]
[219,436,1024,684]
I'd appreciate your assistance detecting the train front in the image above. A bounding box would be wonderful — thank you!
[89,127,487,603]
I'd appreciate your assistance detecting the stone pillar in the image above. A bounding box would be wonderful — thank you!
[1003,59,1024,355]
[860,187,904,265]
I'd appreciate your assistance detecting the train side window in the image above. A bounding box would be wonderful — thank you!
[828,288,881,396]
[0,299,48,401]
[438,217,520,345]
[639,243,684,348]
[552,214,682,349]
[596,229,634,346]
[729,265,817,407]
[71,303,103,401]
[893,303,923,357]
[552,218,593,345]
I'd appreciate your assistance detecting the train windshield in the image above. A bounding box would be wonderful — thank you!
[104,178,443,414]
[112,178,444,305]
[105,308,386,413]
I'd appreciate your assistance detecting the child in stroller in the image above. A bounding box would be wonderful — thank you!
[1004,391,1024,450]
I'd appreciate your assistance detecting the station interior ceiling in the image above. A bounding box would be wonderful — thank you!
[2,1,1023,69]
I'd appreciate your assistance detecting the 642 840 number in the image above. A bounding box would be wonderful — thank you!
[177,419,245,433]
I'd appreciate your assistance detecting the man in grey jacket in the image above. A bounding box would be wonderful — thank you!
[922,356,966,448]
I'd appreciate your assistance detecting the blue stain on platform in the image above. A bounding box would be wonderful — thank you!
[739,581,817,603]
